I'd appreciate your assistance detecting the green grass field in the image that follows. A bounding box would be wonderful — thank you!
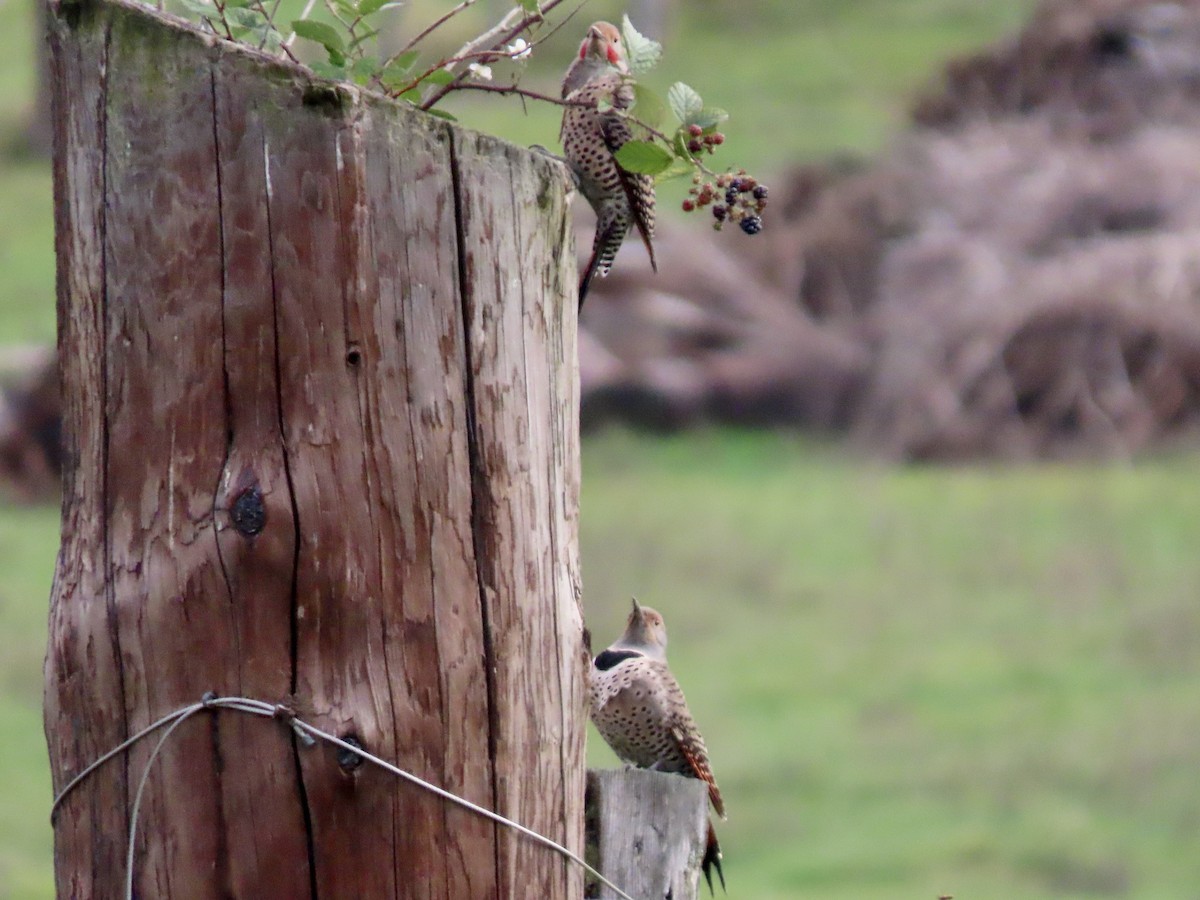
[582,433,1200,899]
[7,0,1200,897]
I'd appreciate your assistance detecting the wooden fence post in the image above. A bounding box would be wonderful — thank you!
[43,0,586,895]
[585,769,712,900]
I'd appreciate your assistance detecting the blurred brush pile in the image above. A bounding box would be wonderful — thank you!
[8,0,1200,501]
[582,0,1200,460]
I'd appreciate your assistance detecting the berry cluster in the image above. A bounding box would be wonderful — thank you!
[681,170,768,235]
[684,122,724,155]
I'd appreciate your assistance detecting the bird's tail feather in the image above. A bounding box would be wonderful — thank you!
[578,247,605,310]
[702,819,725,894]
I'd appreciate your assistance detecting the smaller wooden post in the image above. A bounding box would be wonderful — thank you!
[585,769,711,900]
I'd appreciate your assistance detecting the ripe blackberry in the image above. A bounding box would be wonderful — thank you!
[739,215,762,235]
[724,188,738,205]
[753,185,768,200]
[687,139,703,154]
[712,205,727,221]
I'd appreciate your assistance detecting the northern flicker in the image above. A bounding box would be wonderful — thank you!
[560,21,657,309]
[590,599,726,892]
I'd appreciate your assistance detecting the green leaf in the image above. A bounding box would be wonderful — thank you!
[631,83,666,130]
[614,140,674,176]
[177,0,213,17]
[673,129,692,159]
[311,60,348,81]
[655,157,695,183]
[225,7,265,30]
[348,25,380,49]
[350,56,377,85]
[398,88,422,104]
[357,0,390,13]
[291,19,345,54]
[379,50,419,87]
[667,82,703,124]
[426,108,458,121]
[621,15,662,75]
[422,68,455,86]
[255,24,284,52]
[516,0,539,13]
[689,106,729,131]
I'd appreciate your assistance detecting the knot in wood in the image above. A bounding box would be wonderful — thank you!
[337,734,366,773]
[231,485,266,537]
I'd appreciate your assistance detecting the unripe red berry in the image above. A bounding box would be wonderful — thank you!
[711,132,725,145]
[682,199,695,212]
[688,124,703,137]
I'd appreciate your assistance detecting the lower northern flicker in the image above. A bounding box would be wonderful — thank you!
[590,599,726,892]
[560,21,657,309]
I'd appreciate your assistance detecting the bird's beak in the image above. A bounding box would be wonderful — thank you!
[630,597,641,615]
[587,24,604,40]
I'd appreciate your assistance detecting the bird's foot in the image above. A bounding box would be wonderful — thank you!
[531,144,583,190]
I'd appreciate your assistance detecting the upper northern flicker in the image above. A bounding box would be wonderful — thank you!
[590,599,726,892]
[560,21,657,309]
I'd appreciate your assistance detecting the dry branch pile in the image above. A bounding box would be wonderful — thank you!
[0,346,60,501]
[582,0,1200,460]
[8,0,1200,503]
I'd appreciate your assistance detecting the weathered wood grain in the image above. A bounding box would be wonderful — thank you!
[454,128,586,899]
[585,769,711,900]
[101,9,233,893]
[44,1,129,893]
[45,0,583,895]
[211,41,313,896]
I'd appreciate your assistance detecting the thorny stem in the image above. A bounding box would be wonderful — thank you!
[255,0,276,48]
[389,48,536,99]
[429,81,721,179]
[417,0,578,111]
[213,0,235,41]
[322,0,350,32]
[620,111,718,177]
[431,82,590,108]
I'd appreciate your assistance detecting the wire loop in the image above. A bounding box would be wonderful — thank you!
[51,695,636,900]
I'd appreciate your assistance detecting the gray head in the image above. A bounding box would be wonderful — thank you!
[612,598,668,661]
[562,21,629,96]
